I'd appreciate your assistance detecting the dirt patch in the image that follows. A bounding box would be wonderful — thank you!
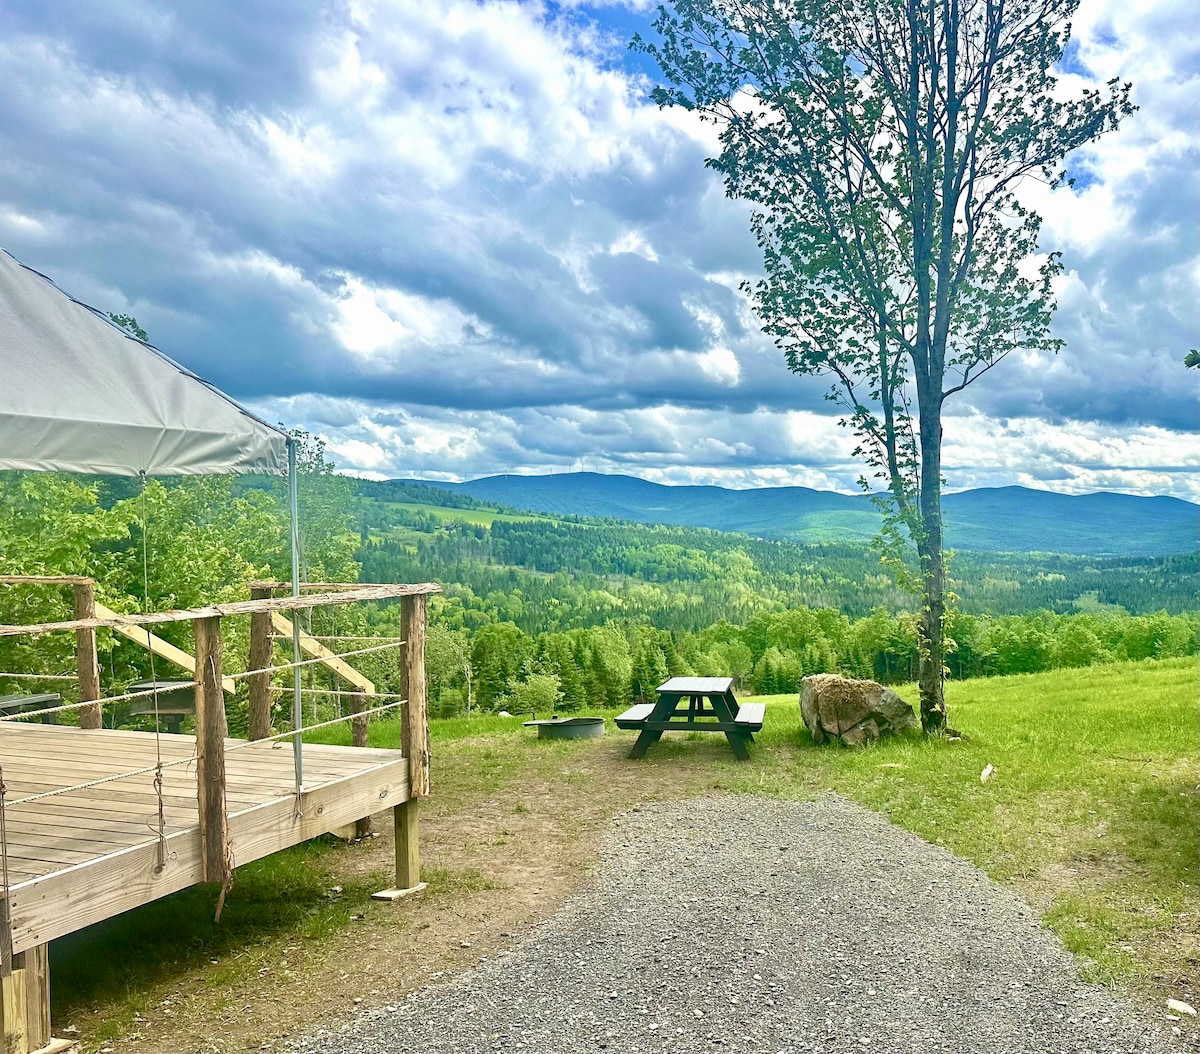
[81,735,726,1054]
[1020,854,1200,1020]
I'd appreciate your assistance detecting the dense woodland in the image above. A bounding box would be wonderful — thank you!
[359,510,1198,624]
[1,463,1195,728]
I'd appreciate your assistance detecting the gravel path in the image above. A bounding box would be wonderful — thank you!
[287,796,1192,1054]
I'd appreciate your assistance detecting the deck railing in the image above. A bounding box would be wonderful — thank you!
[0,577,439,1054]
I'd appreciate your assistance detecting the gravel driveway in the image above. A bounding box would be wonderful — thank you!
[286,795,1193,1054]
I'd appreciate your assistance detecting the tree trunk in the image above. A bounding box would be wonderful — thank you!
[917,549,946,732]
[916,403,948,734]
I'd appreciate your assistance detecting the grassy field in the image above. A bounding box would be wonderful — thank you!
[312,657,1199,986]
[51,657,1198,1050]
[365,498,554,528]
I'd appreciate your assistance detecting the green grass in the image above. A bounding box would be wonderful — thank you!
[372,500,554,528]
[726,657,1199,989]
[305,710,537,748]
[51,657,1199,1044]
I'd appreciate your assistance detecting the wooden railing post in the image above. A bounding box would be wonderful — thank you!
[349,691,369,751]
[193,617,230,887]
[73,580,102,730]
[349,691,371,838]
[247,585,275,740]
[373,592,428,900]
[400,594,429,799]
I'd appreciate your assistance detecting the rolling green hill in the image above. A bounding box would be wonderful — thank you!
[393,472,1197,557]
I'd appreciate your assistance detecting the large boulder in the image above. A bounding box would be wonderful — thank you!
[800,673,918,746]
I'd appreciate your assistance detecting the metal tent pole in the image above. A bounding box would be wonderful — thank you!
[288,437,304,796]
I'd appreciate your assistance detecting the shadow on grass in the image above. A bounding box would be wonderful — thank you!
[50,837,383,1029]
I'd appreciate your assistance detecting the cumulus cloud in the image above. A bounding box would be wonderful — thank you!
[0,0,1195,499]
[971,0,1200,433]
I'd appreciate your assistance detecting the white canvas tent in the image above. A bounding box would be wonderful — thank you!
[0,246,305,763]
[0,248,288,478]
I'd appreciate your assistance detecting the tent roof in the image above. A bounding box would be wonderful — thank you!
[0,248,288,477]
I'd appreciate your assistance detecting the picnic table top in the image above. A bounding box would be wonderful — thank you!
[0,693,61,709]
[656,676,733,695]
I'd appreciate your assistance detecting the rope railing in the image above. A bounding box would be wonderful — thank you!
[0,637,405,722]
[228,638,404,681]
[273,687,406,699]
[2,694,408,807]
[224,698,407,752]
[0,683,175,723]
[268,634,404,643]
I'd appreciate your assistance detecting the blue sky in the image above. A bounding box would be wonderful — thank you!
[1,0,1197,499]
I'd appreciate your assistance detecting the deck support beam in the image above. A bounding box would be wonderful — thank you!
[370,800,423,901]
[247,585,276,741]
[372,595,428,901]
[72,582,101,731]
[0,943,68,1054]
[395,799,422,890]
[193,617,230,887]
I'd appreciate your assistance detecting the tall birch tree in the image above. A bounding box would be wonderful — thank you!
[635,0,1132,730]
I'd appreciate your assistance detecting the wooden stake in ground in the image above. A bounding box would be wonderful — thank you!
[350,691,372,839]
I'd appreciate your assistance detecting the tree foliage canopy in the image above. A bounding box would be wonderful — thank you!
[635,0,1132,728]
[636,0,1131,496]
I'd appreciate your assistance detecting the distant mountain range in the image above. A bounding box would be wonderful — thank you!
[402,471,1198,557]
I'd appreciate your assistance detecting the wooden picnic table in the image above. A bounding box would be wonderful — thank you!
[615,676,764,761]
[127,679,195,734]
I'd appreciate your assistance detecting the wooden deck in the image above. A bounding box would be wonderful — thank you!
[1,723,410,954]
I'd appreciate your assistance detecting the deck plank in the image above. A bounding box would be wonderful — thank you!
[0,723,410,953]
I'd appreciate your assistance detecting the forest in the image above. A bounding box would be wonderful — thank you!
[1,460,1195,728]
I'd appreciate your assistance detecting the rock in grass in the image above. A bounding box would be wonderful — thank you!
[800,674,918,746]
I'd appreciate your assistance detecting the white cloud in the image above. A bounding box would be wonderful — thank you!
[0,0,1193,505]
[251,394,1200,503]
[697,346,741,385]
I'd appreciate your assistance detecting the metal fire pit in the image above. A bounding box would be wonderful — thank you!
[522,716,606,740]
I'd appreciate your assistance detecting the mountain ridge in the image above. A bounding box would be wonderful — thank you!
[383,471,1197,557]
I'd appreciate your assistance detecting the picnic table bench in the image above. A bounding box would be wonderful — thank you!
[0,693,61,724]
[616,676,762,761]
